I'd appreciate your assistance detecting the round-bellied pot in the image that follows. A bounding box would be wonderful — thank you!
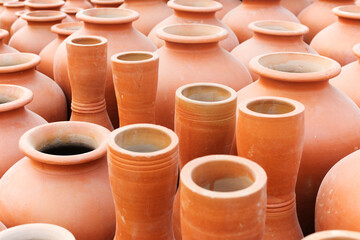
[237,52,360,235]
[0,223,75,240]
[111,51,159,126]
[222,0,299,43]
[120,0,173,35]
[67,35,113,130]
[0,84,46,178]
[9,10,67,54]
[148,0,239,51]
[0,53,67,122]
[172,83,237,240]
[155,23,252,130]
[311,5,360,66]
[302,230,360,240]
[0,121,116,240]
[180,154,267,240]
[61,7,83,22]
[298,0,354,43]
[231,20,317,81]
[0,1,25,43]
[331,43,360,108]
[281,0,311,15]
[214,0,240,19]
[108,124,179,240]
[9,9,28,35]
[0,29,18,53]
[91,0,123,7]
[63,0,92,10]
[38,22,82,79]
[237,96,305,240]
[53,8,157,128]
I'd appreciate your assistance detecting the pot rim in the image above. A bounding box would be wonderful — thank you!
[91,0,123,5]
[19,121,110,165]
[0,53,40,73]
[0,29,9,40]
[15,9,28,17]
[25,0,64,9]
[0,84,33,113]
[51,22,83,35]
[21,10,67,22]
[60,6,83,14]
[67,35,108,48]
[181,154,267,199]
[111,51,158,65]
[76,7,139,25]
[249,52,341,82]
[333,5,360,20]
[0,0,17,5]
[302,230,360,240]
[168,0,222,13]
[249,20,309,37]
[4,1,25,8]
[156,23,228,44]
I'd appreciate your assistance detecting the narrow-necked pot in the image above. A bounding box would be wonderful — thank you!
[231,20,317,81]
[0,1,25,43]
[0,29,17,53]
[0,121,116,240]
[180,154,267,240]
[108,123,178,240]
[91,0,123,8]
[303,230,360,240]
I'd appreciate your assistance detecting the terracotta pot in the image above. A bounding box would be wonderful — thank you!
[214,0,240,19]
[222,0,299,43]
[120,0,173,35]
[237,52,360,235]
[0,121,116,240]
[63,0,92,10]
[298,0,354,44]
[38,22,82,79]
[91,0,123,7]
[61,7,83,22]
[172,82,237,240]
[0,223,75,239]
[148,0,239,51]
[9,9,27,35]
[9,11,67,54]
[0,0,16,14]
[111,51,158,127]
[311,5,360,66]
[155,24,252,130]
[180,154,267,240]
[331,44,360,108]
[0,29,17,53]
[0,1,25,43]
[315,150,360,232]
[237,96,305,240]
[0,53,67,122]
[302,230,360,240]
[67,36,113,130]
[53,8,157,128]
[0,84,46,177]
[108,124,178,240]
[281,0,311,15]
[231,20,317,81]
[0,222,5,231]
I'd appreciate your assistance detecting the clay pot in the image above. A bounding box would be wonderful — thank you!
[0,121,116,240]
[237,52,360,235]
[111,51,158,126]
[38,22,82,79]
[9,11,67,54]
[180,154,267,240]
[155,24,252,130]
[0,0,16,14]
[53,8,157,128]
[172,82,237,240]
[0,84,46,177]
[9,9,27,35]
[237,96,305,240]
[148,0,239,51]
[0,53,67,122]
[222,0,299,43]
[231,20,317,81]
[0,1,25,43]
[302,230,360,240]
[61,7,83,22]
[298,0,354,44]
[63,0,92,10]
[281,0,311,15]
[214,0,240,19]
[0,29,18,53]
[108,124,178,240]
[91,0,123,7]
[311,5,360,66]
[120,0,173,35]
[67,36,113,130]
[331,43,360,108]
[0,223,75,239]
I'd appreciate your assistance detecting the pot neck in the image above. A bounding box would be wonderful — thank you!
[258,75,330,88]
[82,21,133,31]
[26,19,62,26]
[173,9,216,19]
[253,32,304,43]
[164,41,220,51]
[242,0,280,5]
[337,15,360,26]
[28,6,61,10]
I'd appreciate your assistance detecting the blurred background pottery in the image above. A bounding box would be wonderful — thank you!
[0,29,17,53]
[0,1,25,43]
[281,0,311,15]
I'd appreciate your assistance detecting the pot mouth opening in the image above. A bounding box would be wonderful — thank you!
[180,84,233,103]
[39,142,95,156]
[169,0,222,12]
[70,36,106,46]
[76,8,139,24]
[333,5,360,20]
[250,20,308,36]
[112,51,158,64]
[0,53,40,73]
[247,99,295,115]
[0,84,33,112]
[51,22,82,35]
[4,2,25,7]
[22,10,67,21]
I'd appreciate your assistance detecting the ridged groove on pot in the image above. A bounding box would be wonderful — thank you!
[302,230,360,240]
[91,0,123,8]
[111,51,159,127]
[0,223,75,239]
[180,154,267,240]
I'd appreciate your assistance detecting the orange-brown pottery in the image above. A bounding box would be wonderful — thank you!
[108,124,178,240]
[0,29,17,53]
[214,0,240,19]
[111,51,158,127]
[91,0,123,7]
[0,1,25,43]
[63,0,92,10]
[9,9,27,35]
[237,96,305,240]
[0,0,17,13]
[61,7,83,22]
[281,0,311,15]
[302,230,360,240]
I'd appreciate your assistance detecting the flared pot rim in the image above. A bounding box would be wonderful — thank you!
[0,84,33,113]
[249,20,309,37]
[76,7,140,25]
[168,0,223,13]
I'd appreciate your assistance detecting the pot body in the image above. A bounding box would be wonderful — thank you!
[215,0,240,19]
[0,4,24,43]
[281,0,311,15]
[63,0,92,9]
